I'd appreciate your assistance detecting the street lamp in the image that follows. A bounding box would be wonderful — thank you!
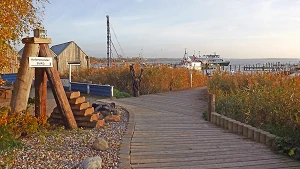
[33,26,47,38]
[68,61,81,91]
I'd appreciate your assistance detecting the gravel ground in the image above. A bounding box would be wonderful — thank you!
[1,108,129,169]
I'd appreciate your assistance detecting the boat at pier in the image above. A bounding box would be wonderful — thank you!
[179,49,202,70]
[179,50,230,70]
[197,53,230,66]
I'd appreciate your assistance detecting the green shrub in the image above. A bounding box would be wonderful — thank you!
[113,89,131,99]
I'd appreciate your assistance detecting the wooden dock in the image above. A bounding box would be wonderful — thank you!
[116,87,300,169]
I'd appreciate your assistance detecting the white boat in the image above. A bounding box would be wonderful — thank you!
[197,53,230,66]
[179,49,202,70]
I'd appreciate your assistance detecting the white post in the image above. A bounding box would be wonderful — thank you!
[190,69,193,88]
[69,64,72,91]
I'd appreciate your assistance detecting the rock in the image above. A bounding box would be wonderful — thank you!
[104,115,120,122]
[99,110,111,117]
[92,102,117,117]
[112,108,122,116]
[92,138,109,151]
[82,156,102,169]
[99,114,105,120]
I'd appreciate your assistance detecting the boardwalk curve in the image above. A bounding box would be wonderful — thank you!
[116,87,299,169]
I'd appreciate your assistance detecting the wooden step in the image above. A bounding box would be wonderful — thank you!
[50,112,99,122]
[73,107,94,116]
[66,91,81,99]
[71,102,90,110]
[69,96,85,105]
[77,119,105,128]
[74,113,100,122]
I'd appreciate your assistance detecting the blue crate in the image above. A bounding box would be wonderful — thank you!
[1,73,17,83]
[89,84,113,97]
[70,82,89,94]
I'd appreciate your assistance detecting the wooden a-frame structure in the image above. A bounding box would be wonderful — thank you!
[10,36,77,129]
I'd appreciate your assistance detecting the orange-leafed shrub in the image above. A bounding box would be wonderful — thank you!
[0,106,48,150]
[64,64,208,95]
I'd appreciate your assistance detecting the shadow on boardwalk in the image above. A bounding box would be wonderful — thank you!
[115,87,300,169]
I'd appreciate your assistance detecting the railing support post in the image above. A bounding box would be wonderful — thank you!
[208,94,215,122]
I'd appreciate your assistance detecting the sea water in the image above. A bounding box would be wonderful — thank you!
[228,58,300,66]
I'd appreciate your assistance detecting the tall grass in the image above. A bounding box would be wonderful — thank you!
[208,72,300,158]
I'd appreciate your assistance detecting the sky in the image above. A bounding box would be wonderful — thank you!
[24,0,300,59]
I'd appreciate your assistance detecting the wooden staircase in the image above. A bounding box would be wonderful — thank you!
[48,91,105,128]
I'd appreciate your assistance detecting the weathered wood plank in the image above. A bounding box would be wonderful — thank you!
[10,43,39,113]
[22,37,52,44]
[41,44,77,129]
[35,68,47,123]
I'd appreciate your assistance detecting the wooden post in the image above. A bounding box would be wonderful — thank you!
[39,44,77,129]
[10,43,39,113]
[208,94,215,122]
[35,68,47,123]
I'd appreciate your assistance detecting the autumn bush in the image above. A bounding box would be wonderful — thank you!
[208,72,300,158]
[0,106,49,151]
[63,64,208,95]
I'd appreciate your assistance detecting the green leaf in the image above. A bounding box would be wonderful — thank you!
[288,148,295,156]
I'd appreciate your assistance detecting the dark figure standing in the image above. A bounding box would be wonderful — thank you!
[130,64,144,97]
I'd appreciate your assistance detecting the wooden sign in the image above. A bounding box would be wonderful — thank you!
[29,57,53,67]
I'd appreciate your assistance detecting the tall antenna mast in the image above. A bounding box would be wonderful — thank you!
[106,15,111,67]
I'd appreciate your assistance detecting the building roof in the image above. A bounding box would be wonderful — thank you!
[18,40,88,57]
[50,41,72,56]
[18,47,57,57]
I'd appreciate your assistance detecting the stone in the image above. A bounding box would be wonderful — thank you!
[92,138,109,151]
[99,114,105,120]
[92,102,117,117]
[100,110,111,117]
[82,156,102,169]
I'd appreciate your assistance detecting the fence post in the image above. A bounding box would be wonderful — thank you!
[208,94,215,122]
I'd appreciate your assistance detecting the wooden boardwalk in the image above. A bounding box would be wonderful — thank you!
[116,87,300,169]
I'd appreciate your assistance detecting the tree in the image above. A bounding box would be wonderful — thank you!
[0,0,48,75]
[130,64,144,97]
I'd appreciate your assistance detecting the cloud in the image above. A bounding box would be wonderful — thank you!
[224,26,238,31]
[136,0,144,3]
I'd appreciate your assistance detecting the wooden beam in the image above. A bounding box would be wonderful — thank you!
[22,37,52,44]
[208,94,215,122]
[10,43,39,113]
[39,44,77,129]
[34,68,47,123]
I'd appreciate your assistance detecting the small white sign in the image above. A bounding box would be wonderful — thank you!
[29,57,53,67]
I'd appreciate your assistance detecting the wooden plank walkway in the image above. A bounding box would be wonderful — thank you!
[116,87,300,169]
